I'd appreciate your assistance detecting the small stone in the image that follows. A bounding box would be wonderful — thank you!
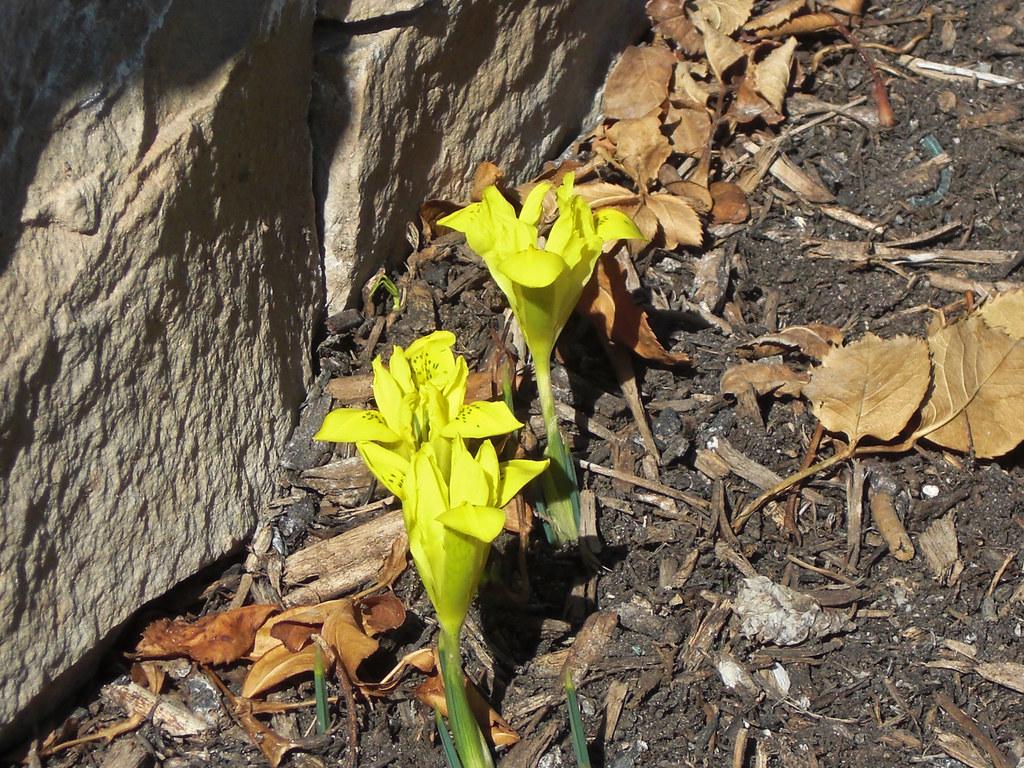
[937,90,957,113]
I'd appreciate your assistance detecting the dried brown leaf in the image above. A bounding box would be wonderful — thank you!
[607,115,672,187]
[668,106,713,155]
[242,644,319,699]
[697,0,754,34]
[804,334,930,446]
[916,315,1024,458]
[470,162,504,201]
[701,22,746,83]
[251,600,345,660]
[212,673,301,768]
[647,0,705,54]
[322,599,383,681]
[754,11,836,38]
[709,181,749,224]
[134,604,278,666]
[672,62,712,108]
[978,288,1024,339]
[754,37,798,111]
[358,592,407,636]
[744,0,807,31]
[731,75,785,125]
[665,179,713,214]
[604,45,676,120]
[645,192,703,248]
[574,181,641,209]
[579,253,691,367]
[414,673,519,747]
[738,323,844,360]
[721,361,808,398]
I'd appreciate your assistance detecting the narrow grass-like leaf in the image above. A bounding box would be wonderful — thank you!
[436,710,464,768]
[564,670,592,768]
[313,644,329,735]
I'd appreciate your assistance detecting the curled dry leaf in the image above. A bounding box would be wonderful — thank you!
[697,0,754,34]
[721,361,808,398]
[803,334,930,446]
[573,180,641,209]
[603,45,676,120]
[709,181,750,224]
[731,75,785,125]
[672,62,712,108]
[579,252,691,367]
[415,673,519,747]
[606,115,672,187]
[754,11,837,38]
[754,37,798,111]
[211,672,301,768]
[915,315,1024,458]
[242,643,319,699]
[358,592,407,636]
[645,192,703,248]
[470,162,504,202]
[646,0,705,55]
[744,0,807,31]
[134,604,278,666]
[737,323,844,360]
[665,179,713,214]
[978,287,1024,339]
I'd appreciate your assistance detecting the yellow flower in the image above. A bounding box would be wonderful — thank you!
[314,330,523,488]
[405,437,547,635]
[438,174,643,366]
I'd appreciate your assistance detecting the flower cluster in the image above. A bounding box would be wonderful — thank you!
[314,330,547,636]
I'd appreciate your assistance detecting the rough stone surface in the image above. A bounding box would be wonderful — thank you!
[0,0,320,746]
[311,0,649,313]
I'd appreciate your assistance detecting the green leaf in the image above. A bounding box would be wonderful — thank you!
[314,408,400,444]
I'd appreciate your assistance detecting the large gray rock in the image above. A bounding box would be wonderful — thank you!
[0,0,321,745]
[312,0,649,313]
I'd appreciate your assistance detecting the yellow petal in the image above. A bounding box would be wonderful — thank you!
[595,208,645,242]
[519,182,552,227]
[437,503,506,543]
[498,247,566,288]
[498,458,550,506]
[449,437,491,508]
[442,400,523,439]
[437,202,495,257]
[314,408,400,444]
[372,356,405,434]
[407,332,458,389]
[357,442,410,498]
[388,345,414,392]
[474,440,501,501]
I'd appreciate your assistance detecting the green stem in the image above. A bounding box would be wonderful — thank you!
[563,668,592,768]
[438,627,494,768]
[313,643,329,734]
[534,357,581,545]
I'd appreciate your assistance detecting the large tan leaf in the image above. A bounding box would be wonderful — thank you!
[915,315,1024,458]
[607,115,672,186]
[579,253,691,367]
[745,0,807,30]
[604,45,676,120]
[134,605,278,665]
[697,0,754,34]
[803,334,930,445]
[754,37,798,111]
[701,23,746,83]
[321,599,383,681]
[250,599,348,660]
[645,192,703,248]
[978,288,1024,339]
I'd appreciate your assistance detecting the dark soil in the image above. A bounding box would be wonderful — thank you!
[15,2,1024,767]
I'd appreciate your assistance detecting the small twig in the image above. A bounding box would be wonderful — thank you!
[577,459,709,511]
[823,12,896,127]
[784,422,825,544]
[935,691,1013,768]
[336,657,361,768]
